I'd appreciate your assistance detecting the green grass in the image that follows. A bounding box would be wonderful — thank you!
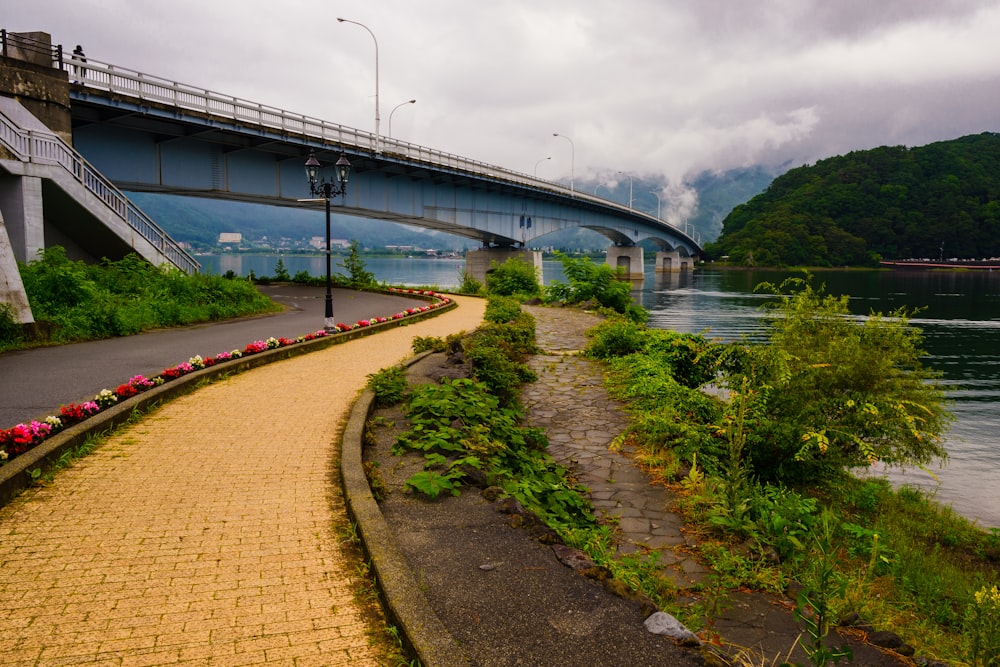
[3,247,279,351]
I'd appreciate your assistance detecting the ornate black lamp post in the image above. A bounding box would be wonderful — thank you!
[304,149,351,330]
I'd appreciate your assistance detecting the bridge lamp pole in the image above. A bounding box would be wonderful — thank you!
[388,99,416,138]
[650,190,662,220]
[534,156,550,177]
[618,171,633,208]
[304,149,351,331]
[337,18,380,154]
[552,133,574,193]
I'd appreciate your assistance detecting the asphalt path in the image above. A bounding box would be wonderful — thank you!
[0,285,430,428]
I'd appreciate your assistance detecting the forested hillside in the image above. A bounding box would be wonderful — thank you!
[706,133,1000,266]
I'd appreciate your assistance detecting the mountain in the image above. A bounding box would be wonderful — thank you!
[127,165,779,253]
[126,193,478,252]
[707,133,1000,266]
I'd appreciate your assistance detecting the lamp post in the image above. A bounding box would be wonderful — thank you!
[552,133,574,193]
[337,18,380,154]
[388,98,416,138]
[304,149,351,331]
[534,156,550,176]
[650,189,662,220]
[618,171,633,208]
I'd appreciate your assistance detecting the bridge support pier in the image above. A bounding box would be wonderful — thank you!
[0,207,35,324]
[464,248,543,288]
[0,174,45,265]
[606,245,644,281]
[654,250,697,272]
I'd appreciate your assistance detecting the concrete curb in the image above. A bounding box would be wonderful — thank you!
[0,300,455,508]
[340,355,469,666]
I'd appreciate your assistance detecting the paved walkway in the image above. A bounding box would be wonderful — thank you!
[522,306,710,590]
[0,296,486,667]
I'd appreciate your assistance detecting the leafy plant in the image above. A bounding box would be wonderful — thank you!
[457,270,483,295]
[965,584,1000,667]
[544,252,645,320]
[411,336,446,354]
[788,513,853,667]
[485,257,540,297]
[366,366,408,408]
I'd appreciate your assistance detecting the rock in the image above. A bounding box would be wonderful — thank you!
[869,630,904,649]
[481,486,504,501]
[837,611,875,634]
[495,496,526,516]
[643,611,702,646]
[551,544,596,571]
[913,657,952,667]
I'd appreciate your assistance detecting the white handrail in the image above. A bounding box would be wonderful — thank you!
[0,109,200,274]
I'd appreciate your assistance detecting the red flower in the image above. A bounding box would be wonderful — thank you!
[115,384,139,399]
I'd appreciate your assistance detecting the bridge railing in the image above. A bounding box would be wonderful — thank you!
[0,109,201,274]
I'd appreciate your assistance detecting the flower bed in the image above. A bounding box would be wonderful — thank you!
[0,289,451,466]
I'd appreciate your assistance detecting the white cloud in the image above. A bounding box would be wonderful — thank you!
[7,0,1000,184]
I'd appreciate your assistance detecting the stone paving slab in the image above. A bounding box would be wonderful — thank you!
[0,296,486,666]
[521,305,711,590]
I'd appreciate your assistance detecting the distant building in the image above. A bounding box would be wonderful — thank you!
[218,232,242,244]
[310,237,351,250]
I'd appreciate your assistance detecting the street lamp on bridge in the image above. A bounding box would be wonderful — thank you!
[388,99,416,138]
[533,156,550,177]
[304,149,351,331]
[618,171,633,208]
[650,189,662,220]
[552,133,574,193]
[337,18,381,154]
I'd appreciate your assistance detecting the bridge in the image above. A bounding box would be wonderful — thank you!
[0,30,700,324]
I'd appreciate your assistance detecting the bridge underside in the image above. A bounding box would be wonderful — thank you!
[69,94,699,256]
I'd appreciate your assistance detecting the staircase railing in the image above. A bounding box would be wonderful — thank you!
[0,109,200,274]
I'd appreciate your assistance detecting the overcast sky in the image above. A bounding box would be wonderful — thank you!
[8,0,1000,216]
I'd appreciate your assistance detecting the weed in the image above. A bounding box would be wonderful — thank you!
[367,366,408,408]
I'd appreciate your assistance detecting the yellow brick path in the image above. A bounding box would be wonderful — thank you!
[0,297,485,666]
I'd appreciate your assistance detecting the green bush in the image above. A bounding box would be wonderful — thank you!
[484,295,523,324]
[585,317,647,359]
[366,366,408,407]
[457,271,483,295]
[16,246,278,345]
[0,303,23,348]
[485,257,540,297]
[544,252,644,321]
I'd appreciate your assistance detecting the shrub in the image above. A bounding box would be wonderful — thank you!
[585,317,647,359]
[412,336,446,354]
[15,247,278,345]
[367,366,408,407]
[724,276,951,484]
[485,257,540,297]
[0,303,23,348]
[544,252,644,320]
[458,271,483,295]
[484,295,523,324]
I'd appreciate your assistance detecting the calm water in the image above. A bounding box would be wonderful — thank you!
[202,255,1000,528]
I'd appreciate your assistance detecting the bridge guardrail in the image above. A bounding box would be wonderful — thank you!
[65,59,699,249]
[0,109,200,274]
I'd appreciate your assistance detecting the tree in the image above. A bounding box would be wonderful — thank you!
[340,240,375,288]
[722,276,951,484]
